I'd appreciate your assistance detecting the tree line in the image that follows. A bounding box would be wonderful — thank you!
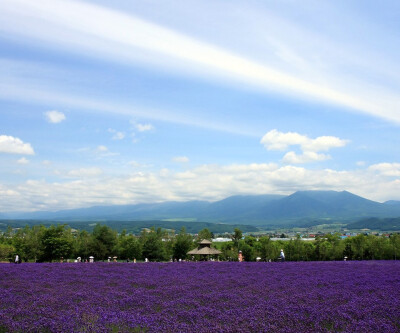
[224,230,400,262]
[0,224,399,262]
[0,224,207,262]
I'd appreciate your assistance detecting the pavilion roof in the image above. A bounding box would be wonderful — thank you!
[187,247,221,255]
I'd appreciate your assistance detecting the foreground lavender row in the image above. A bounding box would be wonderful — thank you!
[0,262,399,332]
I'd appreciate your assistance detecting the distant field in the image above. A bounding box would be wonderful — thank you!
[0,219,259,234]
[1,261,399,332]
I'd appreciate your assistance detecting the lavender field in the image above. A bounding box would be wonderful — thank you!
[0,261,399,332]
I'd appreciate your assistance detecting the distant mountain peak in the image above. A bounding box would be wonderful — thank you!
[2,191,400,227]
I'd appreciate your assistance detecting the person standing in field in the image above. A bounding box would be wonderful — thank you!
[280,249,285,262]
[15,254,19,264]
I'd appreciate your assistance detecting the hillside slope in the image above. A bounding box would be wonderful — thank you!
[2,191,400,226]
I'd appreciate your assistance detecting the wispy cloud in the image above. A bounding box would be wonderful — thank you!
[96,145,108,153]
[0,77,256,137]
[108,128,125,140]
[67,167,103,178]
[1,0,399,123]
[135,123,154,132]
[113,132,125,140]
[17,157,30,164]
[94,145,119,157]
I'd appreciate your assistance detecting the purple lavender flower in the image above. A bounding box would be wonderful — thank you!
[0,261,399,332]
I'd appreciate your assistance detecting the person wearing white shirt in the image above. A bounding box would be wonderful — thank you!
[280,249,285,262]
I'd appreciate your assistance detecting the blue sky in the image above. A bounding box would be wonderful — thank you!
[1,0,400,212]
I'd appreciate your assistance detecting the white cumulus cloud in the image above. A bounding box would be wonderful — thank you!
[0,135,35,155]
[369,163,400,177]
[261,129,348,152]
[44,110,66,123]
[260,129,308,151]
[2,161,400,211]
[261,129,348,164]
[302,136,348,152]
[283,151,331,164]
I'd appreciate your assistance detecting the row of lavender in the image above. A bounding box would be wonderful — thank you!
[1,261,399,332]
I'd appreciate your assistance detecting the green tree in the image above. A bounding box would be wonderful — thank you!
[343,238,354,260]
[258,236,279,261]
[0,226,13,245]
[364,235,383,259]
[0,243,15,261]
[173,227,193,260]
[11,228,27,260]
[197,228,213,241]
[239,240,253,261]
[244,235,257,248]
[291,235,306,261]
[351,234,367,260]
[18,225,45,262]
[88,224,117,260]
[302,241,316,261]
[75,230,92,259]
[162,230,175,260]
[118,234,142,260]
[220,241,236,261]
[318,241,333,260]
[314,234,343,261]
[389,233,400,260]
[141,227,167,261]
[39,225,73,262]
[231,228,242,249]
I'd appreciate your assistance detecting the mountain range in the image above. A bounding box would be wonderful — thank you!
[2,190,400,227]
